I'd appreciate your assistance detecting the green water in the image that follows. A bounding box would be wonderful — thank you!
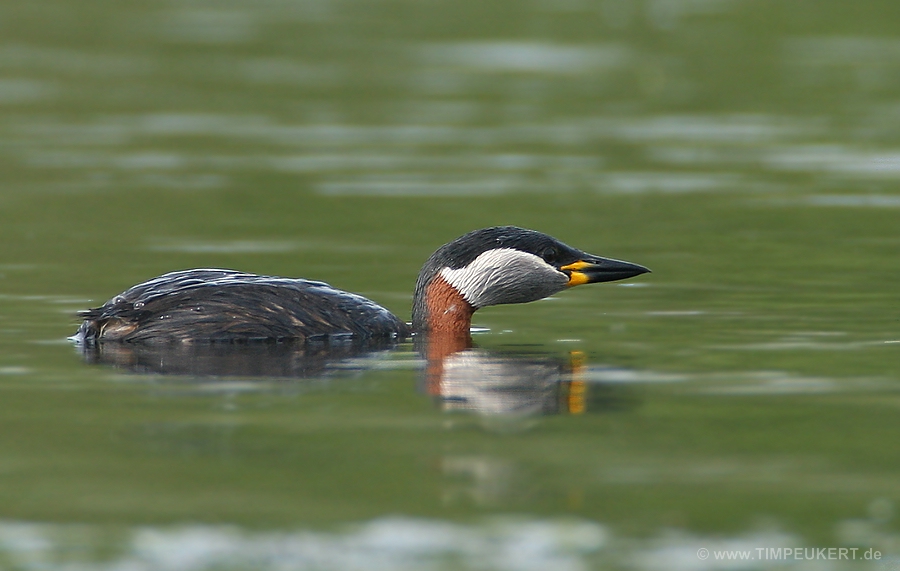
[1,0,900,569]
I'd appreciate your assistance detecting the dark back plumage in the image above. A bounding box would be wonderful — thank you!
[74,269,409,344]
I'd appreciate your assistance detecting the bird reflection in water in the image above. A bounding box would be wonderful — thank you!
[76,336,403,379]
[76,331,633,418]
[419,330,634,418]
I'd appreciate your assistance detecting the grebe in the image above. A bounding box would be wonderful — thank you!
[72,226,649,344]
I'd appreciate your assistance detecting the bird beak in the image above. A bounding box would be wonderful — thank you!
[560,256,650,287]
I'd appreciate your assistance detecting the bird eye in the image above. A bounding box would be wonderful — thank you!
[541,247,558,264]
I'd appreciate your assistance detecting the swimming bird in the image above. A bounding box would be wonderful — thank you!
[72,226,649,344]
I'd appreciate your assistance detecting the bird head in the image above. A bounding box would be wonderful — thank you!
[412,226,649,332]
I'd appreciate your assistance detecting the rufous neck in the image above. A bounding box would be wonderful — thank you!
[421,275,475,336]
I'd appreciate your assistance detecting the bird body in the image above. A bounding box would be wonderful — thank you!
[73,269,408,344]
[73,227,648,345]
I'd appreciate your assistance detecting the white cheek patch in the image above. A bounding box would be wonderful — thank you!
[440,248,569,308]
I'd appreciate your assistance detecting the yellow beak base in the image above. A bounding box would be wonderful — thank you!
[566,272,590,287]
[561,261,593,287]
